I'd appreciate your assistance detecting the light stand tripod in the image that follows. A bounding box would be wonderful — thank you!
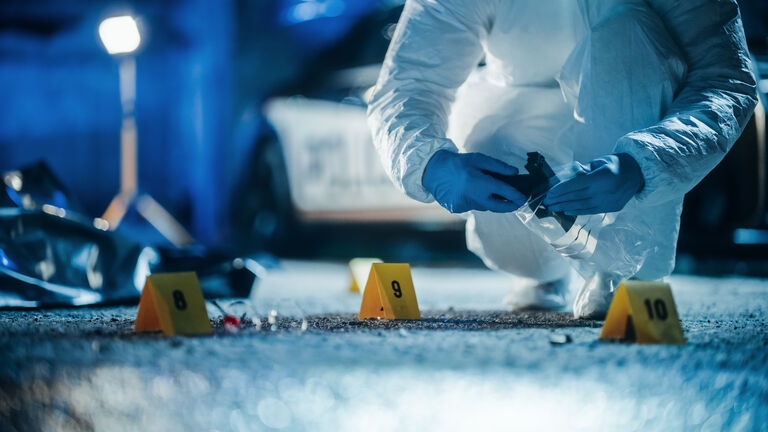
[99,16,193,247]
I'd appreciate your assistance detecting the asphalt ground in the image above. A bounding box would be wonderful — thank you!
[1,261,767,431]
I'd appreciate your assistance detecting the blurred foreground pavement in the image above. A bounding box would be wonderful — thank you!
[1,261,767,431]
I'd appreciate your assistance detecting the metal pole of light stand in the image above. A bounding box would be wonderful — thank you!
[101,53,194,247]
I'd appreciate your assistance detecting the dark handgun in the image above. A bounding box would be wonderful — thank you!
[484,152,576,232]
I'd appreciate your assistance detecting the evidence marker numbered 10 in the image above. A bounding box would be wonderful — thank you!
[600,280,685,345]
[134,271,213,336]
[358,263,420,320]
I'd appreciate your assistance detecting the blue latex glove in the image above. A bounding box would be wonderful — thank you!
[543,153,644,215]
[423,150,526,213]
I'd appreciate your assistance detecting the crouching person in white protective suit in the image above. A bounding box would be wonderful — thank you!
[367,0,758,318]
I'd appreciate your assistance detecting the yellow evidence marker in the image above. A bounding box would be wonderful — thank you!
[348,258,383,293]
[358,263,420,320]
[600,280,685,345]
[134,272,213,336]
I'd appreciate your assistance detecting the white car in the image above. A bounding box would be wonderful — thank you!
[264,95,455,224]
[231,65,462,250]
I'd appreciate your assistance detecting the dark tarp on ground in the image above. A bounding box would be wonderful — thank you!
[0,162,267,308]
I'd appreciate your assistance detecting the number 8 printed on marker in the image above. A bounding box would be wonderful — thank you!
[173,290,188,310]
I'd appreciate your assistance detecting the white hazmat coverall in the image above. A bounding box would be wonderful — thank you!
[367,0,757,308]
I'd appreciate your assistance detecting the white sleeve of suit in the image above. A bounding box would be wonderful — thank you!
[367,0,497,203]
[615,0,758,206]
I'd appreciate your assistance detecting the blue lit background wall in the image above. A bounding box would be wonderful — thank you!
[0,0,382,247]
[0,0,237,246]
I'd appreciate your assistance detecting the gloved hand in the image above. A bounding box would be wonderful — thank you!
[543,153,644,215]
[423,150,526,213]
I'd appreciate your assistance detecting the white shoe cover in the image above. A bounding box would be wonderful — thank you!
[505,277,569,312]
[573,273,621,319]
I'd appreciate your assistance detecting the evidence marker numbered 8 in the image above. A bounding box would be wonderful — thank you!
[134,272,213,336]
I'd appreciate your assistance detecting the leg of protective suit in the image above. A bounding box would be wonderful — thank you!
[466,211,572,282]
[464,4,684,291]
[561,4,685,281]
[565,4,686,317]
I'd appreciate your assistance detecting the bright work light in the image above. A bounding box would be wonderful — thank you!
[98,13,193,247]
[98,15,141,55]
